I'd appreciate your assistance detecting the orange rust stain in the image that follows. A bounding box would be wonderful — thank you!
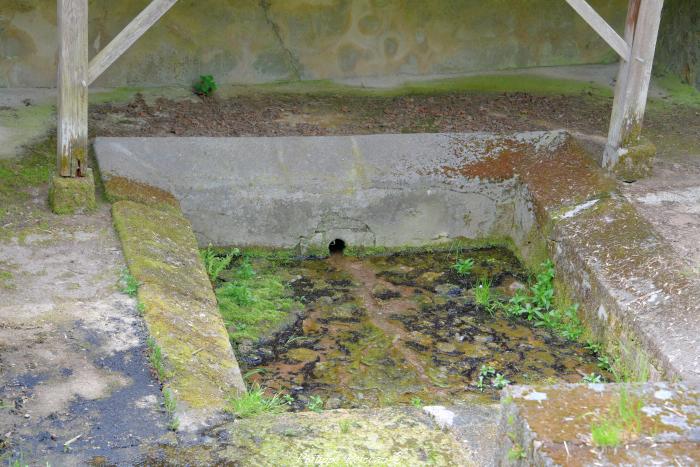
[442,137,615,215]
[105,177,180,208]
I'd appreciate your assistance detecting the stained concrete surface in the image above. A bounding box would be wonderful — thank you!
[499,383,700,465]
[94,132,548,249]
[0,192,169,465]
[0,0,627,88]
[621,147,700,274]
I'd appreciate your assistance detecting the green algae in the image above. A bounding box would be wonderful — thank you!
[144,407,473,465]
[219,73,612,100]
[653,73,700,108]
[0,135,53,200]
[49,168,97,215]
[219,248,608,411]
[112,199,246,414]
[215,260,303,344]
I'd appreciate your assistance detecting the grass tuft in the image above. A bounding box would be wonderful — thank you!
[120,268,140,297]
[591,388,643,448]
[146,337,169,381]
[214,259,301,344]
[474,277,494,314]
[226,384,288,418]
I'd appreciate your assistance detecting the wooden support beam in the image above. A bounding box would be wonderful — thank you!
[603,0,664,170]
[87,0,179,85]
[565,0,631,60]
[57,0,88,177]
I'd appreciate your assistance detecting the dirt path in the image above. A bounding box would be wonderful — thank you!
[0,189,168,465]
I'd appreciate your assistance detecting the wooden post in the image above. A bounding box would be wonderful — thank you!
[603,0,664,170]
[57,0,89,177]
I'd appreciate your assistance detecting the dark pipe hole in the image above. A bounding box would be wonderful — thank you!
[329,239,346,255]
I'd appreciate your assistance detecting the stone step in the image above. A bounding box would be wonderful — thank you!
[144,404,501,466]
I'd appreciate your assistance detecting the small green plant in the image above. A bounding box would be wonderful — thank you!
[307,395,324,413]
[218,282,254,306]
[507,445,527,461]
[597,355,612,372]
[236,259,256,280]
[282,393,295,405]
[582,373,603,383]
[193,75,218,97]
[501,260,584,341]
[474,277,494,313]
[590,388,643,448]
[591,419,622,447]
[120,268,139,297]
[411,396,424,408]
[585,340,603,355]
[201,246,239,283]
[163,388,180,431]
[477,365,509,390]
[453,258,475,276]
[492,373,511,389]
[136,301,146,316]
[215,262,301,344]
[8,456,29,467]
[146,337,168,381]
[339,420,351,434]
[477,365,496,391]
[226,384,288,418]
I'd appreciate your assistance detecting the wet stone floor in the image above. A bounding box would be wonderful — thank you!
[219,248,605,410]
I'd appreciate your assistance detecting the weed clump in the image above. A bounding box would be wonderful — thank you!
[226,384,288,418]
[591,388,643,448]
[453,258,474,276]
[502,260,583,341]
[120,268,140,297]
[193,75,218,97]
[203,249,303,345]
[201,245,239,283]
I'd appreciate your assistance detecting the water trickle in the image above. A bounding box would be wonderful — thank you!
[224,248,606,409]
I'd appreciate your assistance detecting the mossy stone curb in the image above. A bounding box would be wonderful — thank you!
[146,407,475,465]
[112,199,246,432]
[613,138,657,182]
[49,168,97,214]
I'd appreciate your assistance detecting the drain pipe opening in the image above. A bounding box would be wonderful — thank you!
[329,239,346,255]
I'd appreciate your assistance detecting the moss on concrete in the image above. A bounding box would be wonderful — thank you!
[111,199,246,430]
[49,169,97,215]
[613,138,657,182]
[223,73,613,99]
[104,176,180,209]
[146,407,473,465]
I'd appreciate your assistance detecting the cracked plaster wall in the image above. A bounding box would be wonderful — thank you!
[1,0,627,88]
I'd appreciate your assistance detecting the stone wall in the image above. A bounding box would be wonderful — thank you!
[656,0,699,89]
[1,0,627,88]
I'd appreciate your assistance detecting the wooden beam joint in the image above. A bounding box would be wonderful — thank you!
[87,0,179,85]
[565,0,631,60]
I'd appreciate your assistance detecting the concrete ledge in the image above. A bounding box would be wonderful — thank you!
[144,407,475,465]
[111,200,246,432]
[49,168,96,214]
[498,383,700,465]
[94,132,548,250]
